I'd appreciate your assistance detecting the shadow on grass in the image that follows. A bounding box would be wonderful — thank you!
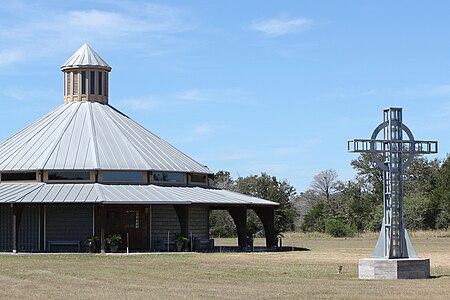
[208,246,311,253]
[431,275,450,279]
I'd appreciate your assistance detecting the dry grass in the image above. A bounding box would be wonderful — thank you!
[1,232,449,299]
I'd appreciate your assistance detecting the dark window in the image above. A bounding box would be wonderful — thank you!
[90,71,95,94]
[48,171,91,181]
[1,172,36,181]
[64,73,66,96]
[67,72,71,95]
[153,172,184,183]
[190,174,207,184]
[98,71,102,95]
[102,171,145,182]
[73,71,78,96]
[81,71,86,94]
[125,210,140,229]
[106,211,120,229]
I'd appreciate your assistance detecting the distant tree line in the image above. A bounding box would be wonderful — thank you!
[300,154,449,236]
[211,154,450,238]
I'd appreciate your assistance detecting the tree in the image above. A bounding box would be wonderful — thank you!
[403,194,433,230]
[210,170,235,191]
[310,169,339,200]
[404,157,439,197]
[209,171,297,237]
[432,156,450,229]
[209,210,236,237]
[292,190,322,230]
[209,171,237,237]
[236,173,297,234]
[301,202,326,233]
[350,153,383,202]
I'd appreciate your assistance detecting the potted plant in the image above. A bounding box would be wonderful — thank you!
[85,236,99,253]
[174,234,188,252]
[106,234,122,253]
[274,229,284,249]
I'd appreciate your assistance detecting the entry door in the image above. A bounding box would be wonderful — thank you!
[105,208,143,250]
[124,209,142,250]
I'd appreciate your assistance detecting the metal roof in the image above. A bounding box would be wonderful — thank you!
[0,183,279,206]
[62,43,111,69]
[0,102,212,174]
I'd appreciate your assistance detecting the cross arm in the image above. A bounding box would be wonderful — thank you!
[348,139,438,154]
[411,140,438,154]
[348,139,386,153]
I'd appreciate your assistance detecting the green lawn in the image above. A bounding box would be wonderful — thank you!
[1,232,449,299]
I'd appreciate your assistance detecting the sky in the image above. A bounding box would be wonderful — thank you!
[0,1,449,193]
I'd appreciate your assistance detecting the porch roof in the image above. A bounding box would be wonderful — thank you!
[0,183,278,206]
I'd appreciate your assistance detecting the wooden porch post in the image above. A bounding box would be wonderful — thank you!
[227,206,247,249]
[39,205,45,251]
[100,205,106,254]
[11,204,24,253]
[174,205,190,238]
[252,206,276,248]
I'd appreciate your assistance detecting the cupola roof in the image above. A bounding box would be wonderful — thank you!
[61,43,111,70]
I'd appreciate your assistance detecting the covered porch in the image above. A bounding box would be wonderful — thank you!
[0,183,278,253]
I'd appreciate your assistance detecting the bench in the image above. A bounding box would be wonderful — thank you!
[159,240,176,251]
[194,238,214,251]
[47,240,81,252]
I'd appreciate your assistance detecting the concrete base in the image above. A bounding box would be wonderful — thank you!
[359,258,430,279]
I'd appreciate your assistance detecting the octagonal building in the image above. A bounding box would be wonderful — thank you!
[0,44,277,253]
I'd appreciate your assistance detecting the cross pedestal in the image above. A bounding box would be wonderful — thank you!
[348,107,437,279]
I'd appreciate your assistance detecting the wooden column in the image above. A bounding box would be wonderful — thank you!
[227,206,247,248]
[39,205,45,251]
[100,205,106,254]
[174,205,190,238]
[11,204,24,253]
[252,206,276,248]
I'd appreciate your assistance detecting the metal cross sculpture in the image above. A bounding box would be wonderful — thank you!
[348,108,437,259]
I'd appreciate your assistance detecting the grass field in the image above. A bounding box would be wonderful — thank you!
[1,232,449,299]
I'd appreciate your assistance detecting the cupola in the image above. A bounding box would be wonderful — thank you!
[61,43,111,104]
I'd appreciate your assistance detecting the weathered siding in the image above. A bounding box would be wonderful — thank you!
[151,205,180,249]
[0,205,11,251]
[46,204,93,252]
[189,206,209,239]
[18,205,39,252]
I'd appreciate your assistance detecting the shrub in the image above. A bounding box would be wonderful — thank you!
[324,218,355,237]
[301,202,326,233]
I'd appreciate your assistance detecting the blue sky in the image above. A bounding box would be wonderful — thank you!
[0,1,449,192]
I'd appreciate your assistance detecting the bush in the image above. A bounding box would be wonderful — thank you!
[324,218,355,237]
[301,202,326,233]
[435,210,449,230]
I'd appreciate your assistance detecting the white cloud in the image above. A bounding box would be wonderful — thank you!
[118,97,160,110]
[431,84,450,94]
[273,146,299,156]
[250,16,313,36]
[177,88,260,106]
[194,124,215,135]
[263,163,289,173]
[173,124,218,143]
[219,150,252,161]
[0,1,195,65]
[179,89,205,102]
[0,48,25,66]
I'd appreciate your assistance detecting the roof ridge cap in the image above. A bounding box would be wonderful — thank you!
[87,103,100,169]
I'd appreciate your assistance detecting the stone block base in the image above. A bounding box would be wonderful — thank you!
[359,258,430,279]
